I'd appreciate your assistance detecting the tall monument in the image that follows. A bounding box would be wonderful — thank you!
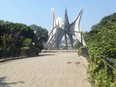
[46,8,86,50]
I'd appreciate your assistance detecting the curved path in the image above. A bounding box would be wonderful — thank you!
[0,52,91,87]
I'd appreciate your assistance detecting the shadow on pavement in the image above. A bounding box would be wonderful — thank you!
[0,77,24,87]
[0,53,55,64]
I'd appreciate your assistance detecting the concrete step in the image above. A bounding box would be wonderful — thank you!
[42,49,77,53]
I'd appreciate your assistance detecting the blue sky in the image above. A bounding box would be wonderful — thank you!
[0,0,116,31]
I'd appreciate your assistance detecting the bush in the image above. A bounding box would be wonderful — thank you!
[86,13,116,87]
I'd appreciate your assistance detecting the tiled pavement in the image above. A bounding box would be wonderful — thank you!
[0,52,91,87]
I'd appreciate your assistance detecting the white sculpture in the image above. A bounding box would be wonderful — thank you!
[46,8,86,50]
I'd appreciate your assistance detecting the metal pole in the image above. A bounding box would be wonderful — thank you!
[65,33,68,49]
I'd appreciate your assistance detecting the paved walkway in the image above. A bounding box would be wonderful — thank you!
[0,52,91,87]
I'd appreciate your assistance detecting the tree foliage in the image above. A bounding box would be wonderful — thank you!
[84,13,116,87]
[0,20,48,57]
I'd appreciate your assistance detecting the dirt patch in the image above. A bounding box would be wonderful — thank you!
[74,62,80,64]
[66,62,72,64]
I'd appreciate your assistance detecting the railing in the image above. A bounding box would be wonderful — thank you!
[101,55,116,69]
[100,55,116,79]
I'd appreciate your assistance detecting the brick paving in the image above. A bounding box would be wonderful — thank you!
[0,52,91,87]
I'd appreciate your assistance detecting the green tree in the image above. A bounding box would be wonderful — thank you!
[23,38,32,48]
[86,13,116,86]
[0,20,48,57]
[30,25,48,44]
